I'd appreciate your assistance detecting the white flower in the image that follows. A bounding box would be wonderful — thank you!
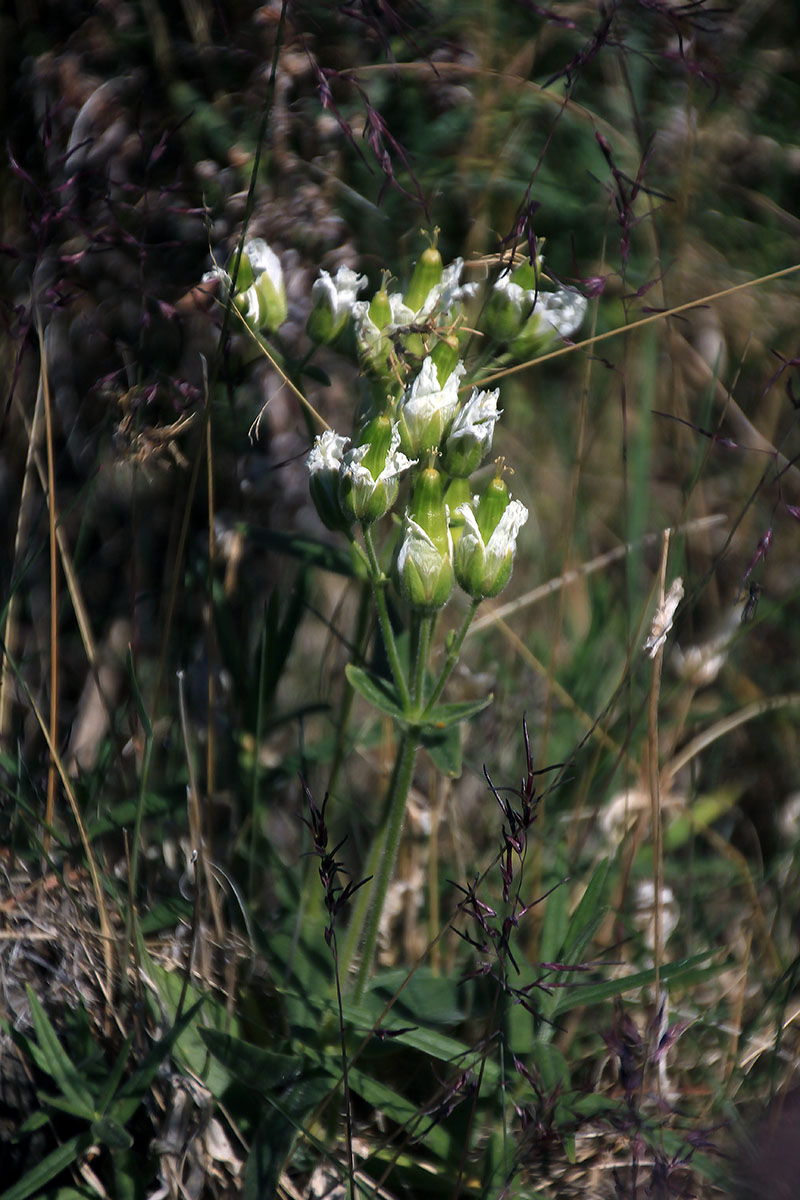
[492,269,531,309]
[455,497,528,599]
[397,514,454,610]
[397,355,466,456]
[535,288,587,340]
[487,267,587,351]
[309,266,367,339]
[443,386,501,477]
[307,430,351,531]
[340,419,416,523]
[203,238,287,332]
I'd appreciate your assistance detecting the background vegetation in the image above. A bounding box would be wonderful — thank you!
[2,1,800,1196]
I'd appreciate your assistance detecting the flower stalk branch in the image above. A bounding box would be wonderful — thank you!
[362,523,411,712]
[349,727,421,1002]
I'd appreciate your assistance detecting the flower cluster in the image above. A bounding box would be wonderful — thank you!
[203,233,588,612]
[297,235,590,610]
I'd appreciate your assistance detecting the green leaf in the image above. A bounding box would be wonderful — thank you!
[199,1031,305,1093]
[664,788,737,851]
[135,959,232,1099]
[345,1063,454,1162]
[113,994,205,1124]
[24,986,94,1118]
[242,1071,336,1200]
[560,859,611,961]
[126,647,152,740]
[87,791,171,841]
[345,663,406,720]
[200,1029,335,1198]
[90,1115,134,1150]
[369,968,465,1025]
[420,694,493,730]
[553,952,722,1014]
[420,721,462,777]
[17,1111,49,1135]
[0,1131,93,1200]
[94,1033,134,1117]
[530,1042,571,1094]
[137,895,193,935]
[538,871,570,967]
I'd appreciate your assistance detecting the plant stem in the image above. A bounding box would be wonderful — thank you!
[361,523,411,711]
[412,611,433,710]
[423,598,481,714]
[351,727,421,1002]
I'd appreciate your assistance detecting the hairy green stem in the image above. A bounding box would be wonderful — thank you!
[361,524,411,711]
[423,598,481,714]
[412,611,434,710]
[350,728,421,1002]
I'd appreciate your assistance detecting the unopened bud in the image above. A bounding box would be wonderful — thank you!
[404,233,443,314]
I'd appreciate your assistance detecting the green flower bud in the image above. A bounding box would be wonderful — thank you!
[352,288,396,379]
[370,273,394,329]
[397,466,454,610]
[477,474,511,541]
[510,256,544,290]
[454,477,528,599]
[339,416,416,524]
[404,236,443,314]
[307,430,352,532]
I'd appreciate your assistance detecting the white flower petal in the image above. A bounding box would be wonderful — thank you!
[307,430,349,474]
[448,387,501,447]
[244,239,284,290]
[537,289,587,339]
[485,499,528,564]
[311,266,367,321]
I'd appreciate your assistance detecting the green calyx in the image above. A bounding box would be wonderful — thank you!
[430,333,460,384]
[370,272,393,329]
[404,231,442,313]
[477,473,510,541]
[359,414,394,477]
[410,466,449,551]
